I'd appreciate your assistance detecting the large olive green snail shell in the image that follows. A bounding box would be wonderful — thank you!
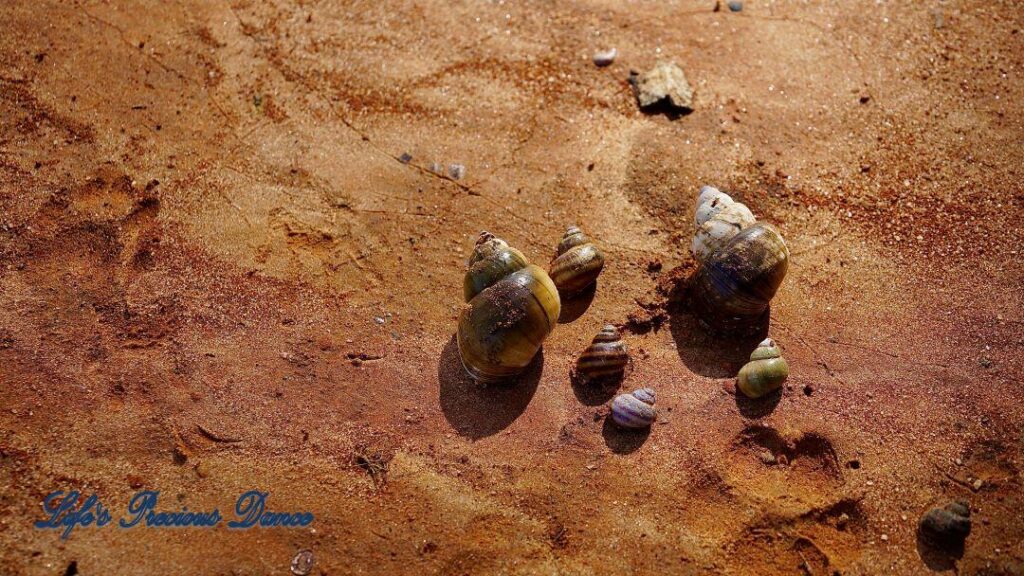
[457,232,561,383]
[690,186,789,332]
[549,226,605,295]
[737,338,789,398]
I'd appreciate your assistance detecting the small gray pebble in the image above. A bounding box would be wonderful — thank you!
[728,0,742,11]
[398,152,412,164]
[448,164,466,180]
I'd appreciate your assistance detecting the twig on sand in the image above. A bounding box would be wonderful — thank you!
[196,423,243,443]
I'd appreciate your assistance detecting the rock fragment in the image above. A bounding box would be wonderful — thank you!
[630,61,694,113]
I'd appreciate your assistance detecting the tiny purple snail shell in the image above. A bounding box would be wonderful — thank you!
[610,388,656,429]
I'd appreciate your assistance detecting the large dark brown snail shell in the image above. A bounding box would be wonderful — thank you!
[577,325,629,381]
[691,222,789,332]
[457,232,561,383]
[549,226,604,295]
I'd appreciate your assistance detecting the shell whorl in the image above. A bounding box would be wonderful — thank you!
[557,226,588,255]
[464,231,530,302]
[611,388,656,428]
[577,324,629,380]
[694,185,731,226]
[631,387,656,405]
[692,188,756,262]
[549,226,604,295]
[750,338,782,360]
[736,338,789,398]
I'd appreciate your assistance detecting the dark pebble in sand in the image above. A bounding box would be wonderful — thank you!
[919,501,971,548]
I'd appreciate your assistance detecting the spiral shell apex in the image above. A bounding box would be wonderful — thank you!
[457,232,561,383]
[464,232,529,302]
[577,325,629,381]
[549,226,605,295]
[611,388,656,428]
[692,187,756,260]
[737,338,789,398]
[690,185,789,333]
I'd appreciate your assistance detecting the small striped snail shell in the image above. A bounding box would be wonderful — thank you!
[611,388,656,428]
[457,232,561,383]
[690,186,789,332]
[577,325,629,381]
[548,226,605,295]
[737,338,789,398]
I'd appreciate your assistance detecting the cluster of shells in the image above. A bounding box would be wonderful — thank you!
[451,187,975,554]
[455,185,792,434]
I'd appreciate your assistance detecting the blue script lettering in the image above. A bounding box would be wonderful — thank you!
[119,491,222,528]
[228,491,314,528]
[35,491,111,540]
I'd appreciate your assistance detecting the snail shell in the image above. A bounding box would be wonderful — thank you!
[577,325,629,381]
[549,226,605,295]
[691,224,789,332]
[919,501,971,548]
[611,388,656,428]
[457,232,561,383]
[737,338,789,398]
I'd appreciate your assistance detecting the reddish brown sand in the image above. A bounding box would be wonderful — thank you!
[1,1,1023,574]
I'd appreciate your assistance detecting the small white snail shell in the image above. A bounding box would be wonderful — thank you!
[691,187,756,261]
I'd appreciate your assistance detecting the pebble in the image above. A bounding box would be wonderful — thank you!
[592,48,617,67]
[429,162,444,174]
[399,152,413,164]
[972,479,983,491]
[448,164,466,180]
[919,501,971,548]
[630,61,694,112]
[291,550,315,576]
[727,0,743,11]
[836,513,850,530]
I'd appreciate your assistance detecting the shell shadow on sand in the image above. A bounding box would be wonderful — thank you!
[601,416,650,454]
[916,529,964,572]
[666,274,769,379]
[438,334,543,440]
[570,368,621,406]
[734,387,783,419]
[558,282,597,324]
